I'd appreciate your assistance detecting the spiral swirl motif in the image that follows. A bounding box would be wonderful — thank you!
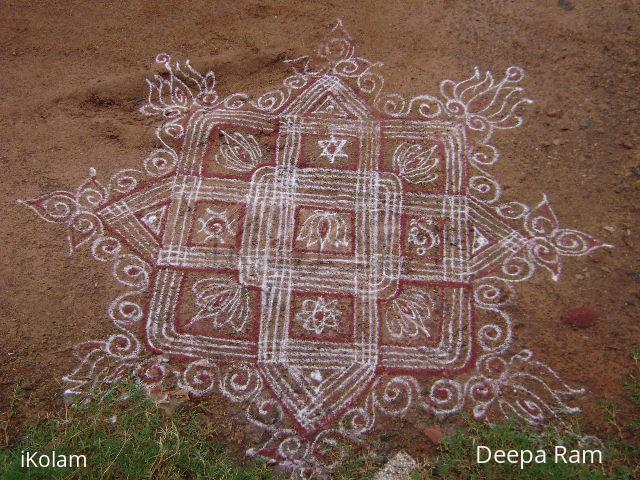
[469,175,501,204]
[278,435,306,461]
[553,229,592,256]
[339,404,375,436]
[91,236,121,262]
[477,309,512,353]
[254,89,286,112]
[76,178,107,210]
[220,364,262,402]
[109,293,144,328]
[108,168,144,194]
[222,93,250,110]
[496,201,529,220]
[144,148,177,177]
[69,212,103,249]
[136,361,167,385]
[112,254,149,289]
[499,255,535,282]
[246,394,284,430]
[181,359,217,397]
[104,333,140,360]
[373,376,417,416]
[426,379,464,416]
[283,74,308,90]
[470,143,499,166]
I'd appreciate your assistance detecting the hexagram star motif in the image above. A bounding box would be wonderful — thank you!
[317,134,349,163]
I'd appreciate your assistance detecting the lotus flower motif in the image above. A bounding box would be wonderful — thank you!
[385,289,437,339]
[296,210,350,252]
[189,278,249,331]
[393,143,440,185]
[215,130,262,172]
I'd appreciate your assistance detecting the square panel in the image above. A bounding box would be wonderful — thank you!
[380,121,466,195]
[401,214,447,266]
[298,131,359,170]
[173,270,259,340]
[379,281,473,373]
[201,125,277,179]
[401,193,470,283]
[187,200,245,249]
[157,175,249,270]
[380,138,447,194]
[293,206,355,256]
[239,166,402,297]
[145,269,257,361]
[288,291,354,343]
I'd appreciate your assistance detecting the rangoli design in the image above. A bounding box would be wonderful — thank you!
[20,21,612,476]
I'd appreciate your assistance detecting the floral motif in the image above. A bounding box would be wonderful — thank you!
[439,66,533,142]
[407,216,440,256]
[189,278,250,331]
[296,210,350,252]
[17,168,107,254]
[465,350,585,425]
[384,289,436,339]
[518,195,612,281]
[196,206,237,244]
[393,143,440,185]
[295,297,341,335]
[140,53,218,119]
[215,130,262,172]
[318,135,348,163]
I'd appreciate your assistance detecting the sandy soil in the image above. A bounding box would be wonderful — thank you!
[1,0,639,468]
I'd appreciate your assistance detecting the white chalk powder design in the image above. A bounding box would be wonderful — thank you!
[20,20,612,477]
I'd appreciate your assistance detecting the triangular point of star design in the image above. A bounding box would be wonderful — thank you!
[311,94,351,118]
[260,363,375,433]
[281,75,371,118]
[136,203,169,240]
[471,225,491,254]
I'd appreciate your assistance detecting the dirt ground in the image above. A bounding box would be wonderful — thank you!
[1,0,639,470]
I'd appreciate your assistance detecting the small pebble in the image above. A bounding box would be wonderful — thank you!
[575,273,585,280]
[374,452,418,480]
[579,117,592,129]
[627,272,640,282]
[424,426,443,444]
[559,0,575,10]
[603,226,615,233]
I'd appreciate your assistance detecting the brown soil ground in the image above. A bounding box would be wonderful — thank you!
[1,0,639,470]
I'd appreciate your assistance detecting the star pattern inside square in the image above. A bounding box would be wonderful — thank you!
[317,135,348,163]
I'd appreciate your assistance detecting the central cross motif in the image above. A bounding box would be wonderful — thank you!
[130,73,475,431]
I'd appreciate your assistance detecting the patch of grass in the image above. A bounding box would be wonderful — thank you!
[332,446,385,480]
[624,349,640,406]
[2,350,639,479]
[0,383,276,480]
[413,417,635,480]
[1,379,22,448]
